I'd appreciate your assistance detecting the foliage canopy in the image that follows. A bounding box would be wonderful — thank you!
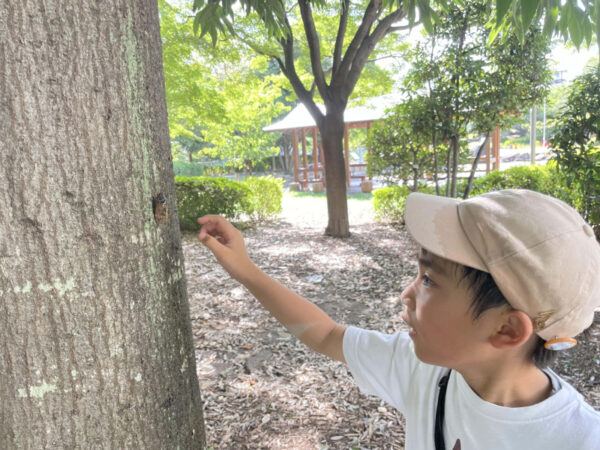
[551,67,600,234]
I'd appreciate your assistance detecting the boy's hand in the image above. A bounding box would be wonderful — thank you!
[197,215,256,282]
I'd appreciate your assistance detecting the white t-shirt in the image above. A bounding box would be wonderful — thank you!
[343,326,600,450]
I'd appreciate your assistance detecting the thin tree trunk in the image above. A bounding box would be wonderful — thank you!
[286,144,292,174]
[432,128,440,196]
[412,150,419,191]
[320,113,350,237]
[445,145,451,197]
[464,134,489,199]
[450,135,459,198]
[0,1,205,448]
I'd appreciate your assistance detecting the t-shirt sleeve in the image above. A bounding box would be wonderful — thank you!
[342,326,422,413]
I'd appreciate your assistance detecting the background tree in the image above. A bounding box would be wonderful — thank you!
[550,67,600,237]
[490,0,600,61]
[0,1,205,446]
[161,0,289,170]
[193,0,420,237]
[367,96,442,190]
[192,0,590,234]
[402,0,551,198]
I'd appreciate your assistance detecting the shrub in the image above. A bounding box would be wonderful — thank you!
[367,100,439,190]
[373,186,411,223]
[457,164,583,216]
[373,185,435,223]
[460,165,561,198]
[242,176,284,221]
[173,160,228,177]
[551,68,600,237]
[174,176,251,230]
[375,166,587,235]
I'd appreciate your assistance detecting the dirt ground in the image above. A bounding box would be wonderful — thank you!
[183,203,600,450]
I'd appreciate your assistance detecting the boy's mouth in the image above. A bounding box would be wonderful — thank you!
[401,313,417,337]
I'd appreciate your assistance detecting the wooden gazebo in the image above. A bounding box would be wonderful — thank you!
[263,95,502,189]
[263,95,402,190]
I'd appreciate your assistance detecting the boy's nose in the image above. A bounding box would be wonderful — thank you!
[400,282,416,310]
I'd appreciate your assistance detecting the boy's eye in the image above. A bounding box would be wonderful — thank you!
[422,274,435,287]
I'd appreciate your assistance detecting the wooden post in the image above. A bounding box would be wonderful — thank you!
[344,125,350,188]
[493,127,501,171]
[485,137,491,174]
[319,139,326,185]
[312,128,319,179]
[301,129,308,181]
[366,122,371,180]
[292,130,299,183]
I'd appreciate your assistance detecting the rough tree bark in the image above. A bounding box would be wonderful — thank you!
[0,1,205,448]
[320,111,349,237]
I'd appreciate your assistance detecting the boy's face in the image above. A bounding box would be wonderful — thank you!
[400,249,504,369]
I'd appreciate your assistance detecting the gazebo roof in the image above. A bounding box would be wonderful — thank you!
[263,94,403,133]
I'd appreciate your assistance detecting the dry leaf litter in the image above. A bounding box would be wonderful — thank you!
[183,196,599,450]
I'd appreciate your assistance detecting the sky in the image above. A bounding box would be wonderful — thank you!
[550,44,597,82]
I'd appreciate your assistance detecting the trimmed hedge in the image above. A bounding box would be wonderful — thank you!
[374,165,575,225]
[175,176,252,230]
[243,176,284,222]
[174,176,284,230]
[373,185,435,223]
[459,165,567,198]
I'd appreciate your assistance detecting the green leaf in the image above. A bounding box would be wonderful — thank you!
[487,20,506,45]
[407,0,417,28]
[559,2,572,41]
[496,0,513,27]
[418,0,435,34]
[209,28,218,47]
[520,0,540,29]
[569,6,586,47]
[542,4,558,38]
[193,11,201,36]
[595,0,600,49]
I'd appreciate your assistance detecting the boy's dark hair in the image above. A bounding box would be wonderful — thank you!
[459,265,558,369]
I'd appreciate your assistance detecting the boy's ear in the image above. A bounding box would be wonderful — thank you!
[490,310,534,349]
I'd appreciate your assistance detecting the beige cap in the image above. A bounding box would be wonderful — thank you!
[405,189,600,341]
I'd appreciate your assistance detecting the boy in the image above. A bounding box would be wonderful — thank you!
[197,189,600,449]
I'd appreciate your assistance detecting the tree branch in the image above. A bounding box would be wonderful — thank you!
[331,0,382,89]
[278,33,324,126]
[389,21,419,32]
[464,133,489,199]
[298,0,328,102]
[365,54,403,64]
[235,32,281,60]
[272,55,288,78]
[276,6,309,102]
[332,0,350,76]
[309,66,333,97]
[342,7,407,100]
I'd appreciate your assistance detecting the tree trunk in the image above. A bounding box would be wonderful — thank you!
[450,135,460,198]
[320,113,350,237]
[411,150,419,191]
[463,134,489,200]
[432,129,440,196]
[445,143,451,197]
[0,1,205,448]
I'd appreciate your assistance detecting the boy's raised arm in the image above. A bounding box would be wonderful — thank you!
[197,215,347,363]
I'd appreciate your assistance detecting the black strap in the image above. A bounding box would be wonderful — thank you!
[434,369,452,450]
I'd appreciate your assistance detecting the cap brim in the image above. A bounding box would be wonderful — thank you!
[405,193,488,272]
